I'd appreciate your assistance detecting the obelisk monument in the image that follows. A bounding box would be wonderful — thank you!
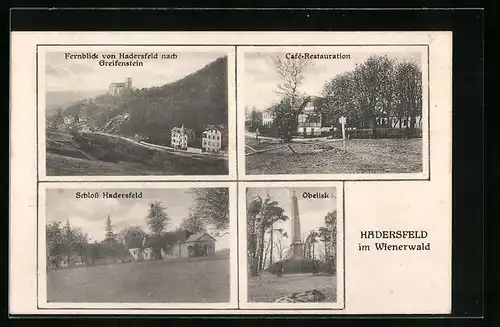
[289,190,304,259]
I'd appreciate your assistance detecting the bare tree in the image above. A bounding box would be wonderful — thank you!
[181,213,207,234]
[118,225,147,248]
[272,56,312,142]
[272,228,288,262]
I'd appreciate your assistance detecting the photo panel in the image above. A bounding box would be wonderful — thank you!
[38,45,236,181]
[238,181,344,310]
[37,181,238,309]
[237,45,429,181]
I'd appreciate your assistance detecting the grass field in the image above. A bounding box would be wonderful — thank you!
[245,137,423,175]
[248,273,336,303]
[45,130,228,176]
[47,254,230,303]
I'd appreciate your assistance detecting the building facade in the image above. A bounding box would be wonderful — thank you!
[375,115,423,129]
[202,125,227,153]
[171,125,194,150]
[183,233,216,257]
[262,110,275,127]
[109,77,133,95]
[297,101,323,137]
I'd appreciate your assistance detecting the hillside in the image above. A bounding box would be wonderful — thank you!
[46,90,106,116]
[60,56,228,146]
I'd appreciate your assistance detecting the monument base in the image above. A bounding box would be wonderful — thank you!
[289,242,304,260]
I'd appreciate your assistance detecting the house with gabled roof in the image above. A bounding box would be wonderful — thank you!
[183,232,217,257]
[127,229,216,261]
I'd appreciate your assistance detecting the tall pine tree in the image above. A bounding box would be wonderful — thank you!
[105,214,116,246]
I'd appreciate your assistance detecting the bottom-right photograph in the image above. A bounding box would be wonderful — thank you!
[241,183,344,308]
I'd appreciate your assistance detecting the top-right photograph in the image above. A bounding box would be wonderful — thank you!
[240,45,429,179]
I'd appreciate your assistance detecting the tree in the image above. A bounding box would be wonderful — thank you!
[394,60,422,133]
[318,226,332,264]
[72,228,89,263]
[353,55,395,135]
[272,56,312,142]
[305,230,319,262]
[320,71,361,128]
[248,107,263,132]
[247,193,263,277]
[105,214,116,245]
[118,226,147,249]
[146,201,170,236]
[181,213,207,234]
[324,210,337,272]
[146,201,170,260]
[62,219,75,263]
[191,188,229,233]
[246,193,289,273]
[272,228,288,263]
[46,221,64,267]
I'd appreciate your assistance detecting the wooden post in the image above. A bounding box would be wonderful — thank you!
[339,116,347,152]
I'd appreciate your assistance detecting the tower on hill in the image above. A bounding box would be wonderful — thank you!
[109,77,133,95]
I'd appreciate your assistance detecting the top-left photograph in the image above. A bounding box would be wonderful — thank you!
[38,46,234,179]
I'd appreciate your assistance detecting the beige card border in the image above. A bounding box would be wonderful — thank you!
[37,45,237,182]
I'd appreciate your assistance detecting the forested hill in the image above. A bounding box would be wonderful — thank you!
[61,56,228,145]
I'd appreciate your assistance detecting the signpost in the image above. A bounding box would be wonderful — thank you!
[339,116,347,152]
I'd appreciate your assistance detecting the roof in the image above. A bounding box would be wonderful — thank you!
[127,238,143,250]
[171,126,194,134]
[142,229,193,248]
[204,124,227,134]
[298,96,322,112]
[185,232,217,243]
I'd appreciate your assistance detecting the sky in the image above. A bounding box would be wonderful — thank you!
[45,51,226,92]
[45,188,230,249]
[244,50,423,111]
[246,187,338,253]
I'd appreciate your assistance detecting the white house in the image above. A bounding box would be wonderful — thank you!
[202,125,227,153]
[262,110,275,127]
[171,125,194,150]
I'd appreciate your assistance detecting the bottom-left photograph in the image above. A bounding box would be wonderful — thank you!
[38,183,236,308]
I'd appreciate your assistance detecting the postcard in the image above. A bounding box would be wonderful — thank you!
[10,31,452,315]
